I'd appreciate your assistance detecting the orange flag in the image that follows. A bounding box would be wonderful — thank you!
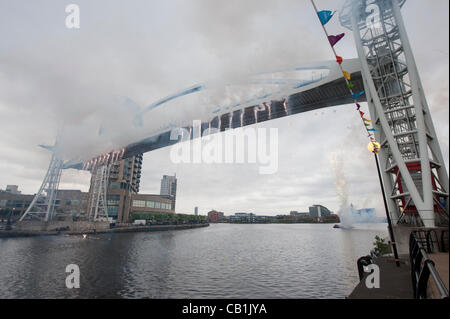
[343,71,351,80]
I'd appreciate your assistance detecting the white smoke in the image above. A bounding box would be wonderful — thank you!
[329,152,353,229]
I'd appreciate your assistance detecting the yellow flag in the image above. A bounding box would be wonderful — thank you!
[362,117,371,122]
[343,71,351,80]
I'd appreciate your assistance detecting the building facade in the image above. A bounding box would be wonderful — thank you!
[5,185,21,194]
[129,194,174,221]
[0,189,88,221]
[88,154,144,223]
[207,210,224,223]
[0,192,34,220]
[55,190,89,218]
[160,174,177,211]
[309,205,333,218]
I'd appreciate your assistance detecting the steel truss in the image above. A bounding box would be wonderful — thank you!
[87,164,111,221]
[19,152,63,222]
[340,0,448,227]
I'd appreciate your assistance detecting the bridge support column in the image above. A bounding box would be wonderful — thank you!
[87,164,111,222]
[19,152,63,222]
[340,0,449,228]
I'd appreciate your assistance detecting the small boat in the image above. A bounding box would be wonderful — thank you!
[333,224,341,229]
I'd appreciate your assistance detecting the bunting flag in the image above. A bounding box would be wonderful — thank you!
[352,91,365,99]
[343,71,351,80]
[317,10,336,25]
[311,1,379,154]
[328,33,345,47]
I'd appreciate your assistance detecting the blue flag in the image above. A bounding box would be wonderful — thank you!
[367,128,379,132]
[352,91,365,99]
[317,10,336,26]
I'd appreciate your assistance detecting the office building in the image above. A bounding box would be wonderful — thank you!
[160,174,177,210]
[5,185,21,195]
[207,210,224,223]
[89,154,143,223]
[309,205,333,218]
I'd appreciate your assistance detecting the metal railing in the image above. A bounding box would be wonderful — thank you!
[441,230,449,253]
[410,231,449,299]
[357,256,373,281]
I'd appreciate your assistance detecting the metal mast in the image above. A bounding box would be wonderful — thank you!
[19,152,63,222]
[87,164,111,221]
[340,0,448,228]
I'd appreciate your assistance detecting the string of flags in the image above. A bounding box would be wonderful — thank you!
[310,0,380,154]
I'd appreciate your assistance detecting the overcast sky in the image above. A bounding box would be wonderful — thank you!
[0,0,448,216]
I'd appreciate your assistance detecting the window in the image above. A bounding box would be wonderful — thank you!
[107,195,121,206]
[133,200,146,208]
[146,201,155,208]
[109,182,121,190]
[155,202,161,209]
[107,206,119,217]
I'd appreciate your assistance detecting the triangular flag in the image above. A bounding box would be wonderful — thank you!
[356,103,361,110]
[368,128,379,132]
[317,10,336,25]
[328,33,345,47]
[336,56,343,65]
[360,111,365,117]
[347,82,355,90]
[352,91,365,99]
[364,123,370,127]
[362,117,371,122]
[343,71,351,80]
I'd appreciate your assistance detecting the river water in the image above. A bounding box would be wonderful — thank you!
[0,223,388,299]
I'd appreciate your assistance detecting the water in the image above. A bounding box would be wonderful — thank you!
[0,223,388,299]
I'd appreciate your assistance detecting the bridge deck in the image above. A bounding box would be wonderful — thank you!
[348,257,413,299]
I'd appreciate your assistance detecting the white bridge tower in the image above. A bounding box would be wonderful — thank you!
[19,152,63,222]
[340,0,449,228]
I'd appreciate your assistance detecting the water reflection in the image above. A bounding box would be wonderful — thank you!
[0,224,387,299]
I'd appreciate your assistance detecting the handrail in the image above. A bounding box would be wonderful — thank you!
[410,231,449,299]
[441,230,449,253]
[357,256,373,281]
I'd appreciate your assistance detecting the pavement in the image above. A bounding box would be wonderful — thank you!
[428,252,449,298]
[348,256,413,299]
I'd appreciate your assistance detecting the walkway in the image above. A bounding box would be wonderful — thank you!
[348,256,413,299]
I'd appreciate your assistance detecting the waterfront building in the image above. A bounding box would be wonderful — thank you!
[290,211,310,218]
[194,207,198,216]
[0,192,34,220]
[207,210,224,223]
[55,190,89,218]
[90,154,143,223]
[160,174,177,211]
[129,194,174,221]
[0,189,88,221]
[309,205,333,219]
[5,185,21,194]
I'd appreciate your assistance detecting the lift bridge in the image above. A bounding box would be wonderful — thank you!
[20,0,448,232]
